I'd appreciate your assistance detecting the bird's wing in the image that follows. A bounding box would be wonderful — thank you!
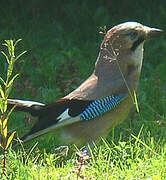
[19,94,127,143]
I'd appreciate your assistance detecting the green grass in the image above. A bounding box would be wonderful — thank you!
[0,0,166,179]
[1,135,166,179]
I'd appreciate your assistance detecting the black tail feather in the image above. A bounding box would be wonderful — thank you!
[7,99,45,116]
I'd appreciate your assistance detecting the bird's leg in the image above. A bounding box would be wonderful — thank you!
[54,145,69,157]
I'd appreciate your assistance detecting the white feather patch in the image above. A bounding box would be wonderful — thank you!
[57,108,71,121]
[8,99,45,107]
[132,43,144,71]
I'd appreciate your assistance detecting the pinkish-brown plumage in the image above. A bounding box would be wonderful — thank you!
[7,22,163,149]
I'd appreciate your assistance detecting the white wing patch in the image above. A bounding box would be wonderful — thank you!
[57,108,71,122]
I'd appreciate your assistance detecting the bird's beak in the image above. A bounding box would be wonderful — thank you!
[145,26,164,39]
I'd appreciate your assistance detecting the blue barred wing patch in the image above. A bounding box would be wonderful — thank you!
[80,94,126,120]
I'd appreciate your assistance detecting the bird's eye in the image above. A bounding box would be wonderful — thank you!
[129,31,138,40]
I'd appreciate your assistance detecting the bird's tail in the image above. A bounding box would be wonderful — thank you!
[7,99,45,116]
[7,99,45,148]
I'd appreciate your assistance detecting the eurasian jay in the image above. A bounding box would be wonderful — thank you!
[7,22,163,148]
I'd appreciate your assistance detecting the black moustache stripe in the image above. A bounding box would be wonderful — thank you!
[131,37,145,51]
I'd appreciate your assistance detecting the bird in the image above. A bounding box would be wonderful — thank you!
[7,21,163,149]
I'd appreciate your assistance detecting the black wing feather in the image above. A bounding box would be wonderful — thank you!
[21,98,92,141]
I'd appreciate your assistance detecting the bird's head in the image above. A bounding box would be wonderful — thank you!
[103,21,164,53]
[95,21,164,89]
